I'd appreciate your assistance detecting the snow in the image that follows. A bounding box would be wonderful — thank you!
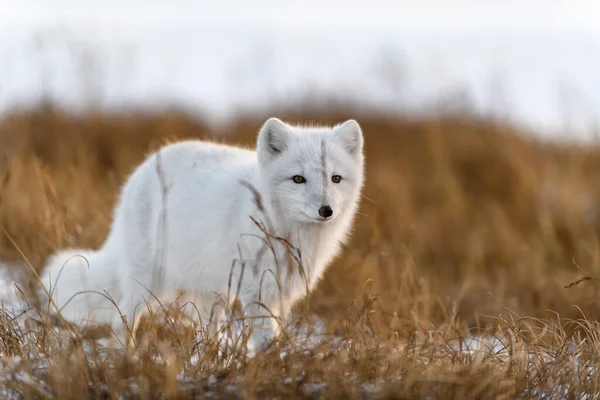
[0,261,31,315]
[0,1,600,139]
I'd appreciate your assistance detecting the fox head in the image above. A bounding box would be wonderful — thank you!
[256,117,364,225]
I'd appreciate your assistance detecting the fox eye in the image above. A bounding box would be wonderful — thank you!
[292,175,306,184]
[331,175,342,183]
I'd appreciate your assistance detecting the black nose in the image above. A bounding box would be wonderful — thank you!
[318,205,333,219]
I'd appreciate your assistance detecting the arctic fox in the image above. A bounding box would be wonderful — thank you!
[40,117,365,349]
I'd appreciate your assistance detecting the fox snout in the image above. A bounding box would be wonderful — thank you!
[318,205,334,219]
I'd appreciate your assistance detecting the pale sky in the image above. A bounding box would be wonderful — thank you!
[0,0,599,34]
[1,0,599,138]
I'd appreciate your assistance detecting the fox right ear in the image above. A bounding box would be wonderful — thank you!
[257,118,291,161]
[333,119,363,158]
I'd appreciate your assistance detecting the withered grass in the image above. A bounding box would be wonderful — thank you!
[1,105,600,398]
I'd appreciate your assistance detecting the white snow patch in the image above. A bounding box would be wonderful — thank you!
[0,261,36,319]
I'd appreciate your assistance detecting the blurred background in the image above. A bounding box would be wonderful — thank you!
[2,0,600,138]
[2,0,600,334]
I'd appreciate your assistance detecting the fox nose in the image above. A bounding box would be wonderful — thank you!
[318,205,333,219]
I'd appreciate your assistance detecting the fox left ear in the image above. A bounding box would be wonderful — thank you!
[257,117,292,163]
[333,120,363,157]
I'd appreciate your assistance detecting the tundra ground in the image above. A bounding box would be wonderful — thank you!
[1,106,600,398]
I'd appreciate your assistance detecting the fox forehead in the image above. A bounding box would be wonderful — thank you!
[287,134,349,165]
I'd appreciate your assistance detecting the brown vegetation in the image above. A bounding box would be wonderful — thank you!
[1,104,600,398]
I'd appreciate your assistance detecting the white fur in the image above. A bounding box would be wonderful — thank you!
[39,118,365,349]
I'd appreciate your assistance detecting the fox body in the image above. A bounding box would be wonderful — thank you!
[41,118,365,349]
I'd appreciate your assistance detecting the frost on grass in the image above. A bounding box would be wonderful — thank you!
[1,297,600,398]
[1,248,600,397]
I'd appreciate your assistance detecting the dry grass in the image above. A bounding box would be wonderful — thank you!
[2,104,600,398]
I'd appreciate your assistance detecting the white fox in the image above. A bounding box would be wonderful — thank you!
[40,117,365,349]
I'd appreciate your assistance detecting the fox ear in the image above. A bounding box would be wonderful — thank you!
[333,119,363,157]
[257,118,291,162]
